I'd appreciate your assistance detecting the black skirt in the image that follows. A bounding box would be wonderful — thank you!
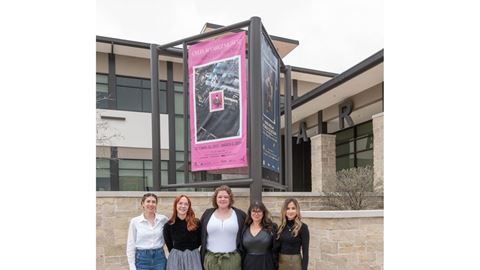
[243,252,275,270]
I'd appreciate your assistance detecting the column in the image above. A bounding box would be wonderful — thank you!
[310,134,336,192]
[372,113,384,192]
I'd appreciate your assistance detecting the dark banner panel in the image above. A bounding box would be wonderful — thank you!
[261,34,280,181]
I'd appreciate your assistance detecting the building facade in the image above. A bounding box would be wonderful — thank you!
[96,23,384,192]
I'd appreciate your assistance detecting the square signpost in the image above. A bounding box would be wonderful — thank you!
[149,17,289,203]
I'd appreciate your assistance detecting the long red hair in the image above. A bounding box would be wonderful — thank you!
[168,195,198,231]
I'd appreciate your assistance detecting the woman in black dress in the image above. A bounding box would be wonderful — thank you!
[241,201,277,270]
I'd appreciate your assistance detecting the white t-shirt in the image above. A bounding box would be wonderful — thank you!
[206,210,238,253]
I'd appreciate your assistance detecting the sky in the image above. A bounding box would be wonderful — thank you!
[96,0,383,73]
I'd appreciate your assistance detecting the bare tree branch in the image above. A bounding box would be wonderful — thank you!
[325,166,376,210]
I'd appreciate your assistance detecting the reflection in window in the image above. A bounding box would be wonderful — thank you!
[96,158,111,191]
[96,74,109,109]
[335,121,373,171]
[118,159,168,191]
[102,75,171,113]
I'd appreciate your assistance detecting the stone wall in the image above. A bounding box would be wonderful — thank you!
[97,192,383,270]
[297,212,383,270]
[310,134,337,192]
[372,113,384,192]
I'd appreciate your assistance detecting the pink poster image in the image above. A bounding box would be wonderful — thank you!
[188,32,247,171]
[209,90,224,112]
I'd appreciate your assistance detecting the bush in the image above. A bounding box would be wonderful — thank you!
[325,165,374,210]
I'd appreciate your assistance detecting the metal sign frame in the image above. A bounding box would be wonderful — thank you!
[149,17,294,202]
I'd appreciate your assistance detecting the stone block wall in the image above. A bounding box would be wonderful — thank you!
[298,213,383,270]
[311,134,337,192]
[372,113,384,192]
[97,192,383,270]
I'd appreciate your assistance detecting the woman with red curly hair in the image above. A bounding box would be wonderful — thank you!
[163,195,202,270]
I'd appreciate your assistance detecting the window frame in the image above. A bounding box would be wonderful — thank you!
[334,120,374,171]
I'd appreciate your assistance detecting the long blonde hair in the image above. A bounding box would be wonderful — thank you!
[277,198,303,238]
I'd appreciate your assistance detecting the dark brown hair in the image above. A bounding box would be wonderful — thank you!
[141,193,158,204]
[245,201,274,232]
[212,185,234,208]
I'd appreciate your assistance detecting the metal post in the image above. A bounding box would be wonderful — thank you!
[284,66,293,191]
[107,52,117,110]
[167,62,176,186]
[150,44,161,191]
[183,42,190,184]
[317,110,327,134]
[157,20,251,50]
[248,16,263,203]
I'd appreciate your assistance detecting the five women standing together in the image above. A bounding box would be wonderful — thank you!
[126,186,310,270]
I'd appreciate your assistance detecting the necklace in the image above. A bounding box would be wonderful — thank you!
[286,223,294,232]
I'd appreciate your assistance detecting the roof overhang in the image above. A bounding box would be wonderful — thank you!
[283,50,384,125]
[96,36,183,63]
[201,22,299,58]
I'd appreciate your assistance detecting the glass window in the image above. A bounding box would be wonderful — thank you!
[159,81,167,91]
[336,128,354,144]
[142,79,151,88]
[357,150,373,167]
[115,75,167,113]
[159,90,167,114]
[144,160,152,170]
[100,158,170,191]
[117,86,142,111]
[161,161,168,170]
[161,171,168,186]
[176,151,185,161]
[175,117,185,151]
[96,74,109,109]
[357,121,373,137]
[119,169,144,191]
[175,93,184,115]
[96,83,108,93]
[336,154,355,171]
[117,76,142,87]
[336,141,354,156]
[119,159,145,191]
[356,136,373,151]
[176,172,185,184]
[96,158,110,191]
[142,89,151,113]
[144,169,153,190]
[97,74,108,84]
[174,82,183,92]
[161,160,169,186]
[119,159,143,169]
[176,161,184,171]
[335,120,374,171]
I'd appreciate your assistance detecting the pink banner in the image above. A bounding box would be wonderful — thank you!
[188,32,247,171]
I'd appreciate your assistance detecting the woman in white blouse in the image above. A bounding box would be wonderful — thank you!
[127,193,168,270]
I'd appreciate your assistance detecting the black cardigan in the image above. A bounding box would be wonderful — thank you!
[199,207,246,264]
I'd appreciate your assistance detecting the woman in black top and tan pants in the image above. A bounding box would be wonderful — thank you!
[274,198,310,270]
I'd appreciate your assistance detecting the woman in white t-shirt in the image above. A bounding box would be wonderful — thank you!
[126,193,168,270]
